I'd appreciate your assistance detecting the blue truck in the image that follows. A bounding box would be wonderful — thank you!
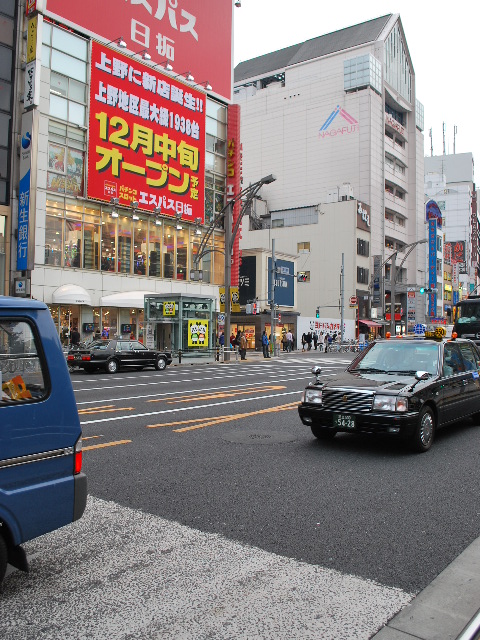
[0,297,87,585]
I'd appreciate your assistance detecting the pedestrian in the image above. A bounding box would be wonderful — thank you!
[70,326,80,347]
[219,332,225,347]
[239,332,247,360]
[301,333,306,351]
[285,329,293,352]
[326,333,333,352]
[318,331,325,352]
[230,333,236,350]
[306,331,313,351]
[282,333,287,351]
[261,330,270,358]
[291,333,295,350]
[313,332,318,350]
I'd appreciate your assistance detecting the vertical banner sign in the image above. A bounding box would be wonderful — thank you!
[407,288,416,332]
[268,258,295,307]
[226,104,242,286]
[88,41,206,222]
[188,319,209,347]
[219,286,225,313]
[231,286,240,313]
[428,219,437,318]
[163,301,175,316]
[24,14,41,108]
[17,111,35,272]
[373,255,382,308]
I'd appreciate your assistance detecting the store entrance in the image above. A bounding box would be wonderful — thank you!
[157,323,173,351]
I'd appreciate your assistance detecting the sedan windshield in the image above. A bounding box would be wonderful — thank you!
[353,341,439,375]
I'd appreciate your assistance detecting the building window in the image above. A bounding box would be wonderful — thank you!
[396,216,405,227]
[385,238,394,249]
[357,266,369,285]
[357,238,369,257]
[272,219,284,228]
[437,259,442,273]
[385,210,395,222]
[385,104,405,126]
[415,99,424,131]
[47,121,86,197]
[297,242,310,252]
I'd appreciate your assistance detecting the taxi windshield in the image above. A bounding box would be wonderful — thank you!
[353,341,440,375]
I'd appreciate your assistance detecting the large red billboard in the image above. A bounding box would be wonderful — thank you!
[88,40,206,223]
[44,0,233,102]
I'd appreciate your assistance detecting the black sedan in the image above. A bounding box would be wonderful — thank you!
[298,335,480,452]
[67,339,172,374]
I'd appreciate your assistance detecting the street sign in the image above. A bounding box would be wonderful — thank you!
[349,296,358,305]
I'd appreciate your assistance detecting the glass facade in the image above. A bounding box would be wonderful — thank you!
[0,0,15,204]
[45,197,224,284]
[384,23,412,103]
[344,54,382,95]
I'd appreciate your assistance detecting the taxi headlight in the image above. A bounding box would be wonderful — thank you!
[374,395,408,412]
[304,388,323,404]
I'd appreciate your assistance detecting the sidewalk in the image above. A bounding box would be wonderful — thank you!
[372,534,480,640]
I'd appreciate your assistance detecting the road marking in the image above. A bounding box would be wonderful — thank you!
[147,402,299,431]
[82,435,103,440]
[148,385,286,405]
[80,390,303,425]
[83,440,132,450]
[78,405,135,415]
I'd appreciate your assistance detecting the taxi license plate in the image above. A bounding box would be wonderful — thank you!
[333,414,355,429]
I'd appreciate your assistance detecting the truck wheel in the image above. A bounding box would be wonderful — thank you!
[0,534,7,585]
[106,358,119,374]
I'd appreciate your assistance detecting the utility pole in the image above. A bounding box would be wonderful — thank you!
[270,239,276,357]
[390,252,396,336]
[340,253,345,342]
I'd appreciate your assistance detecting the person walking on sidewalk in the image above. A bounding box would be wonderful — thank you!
[285,329,293,352]
[239,332,247,360]
[261,330,270,358]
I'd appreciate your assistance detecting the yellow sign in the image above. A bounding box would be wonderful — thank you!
[231,286,240,313]
[188,319,209,347]
[219,287,225,313]
[163,301,175,316]
[27,16,37,63]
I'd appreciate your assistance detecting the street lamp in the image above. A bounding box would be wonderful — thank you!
[191,174,276,353]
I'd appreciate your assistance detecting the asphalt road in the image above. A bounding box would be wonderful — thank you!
[2,351,480,639]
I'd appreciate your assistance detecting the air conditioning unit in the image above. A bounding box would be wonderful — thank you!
[340,183,354,201]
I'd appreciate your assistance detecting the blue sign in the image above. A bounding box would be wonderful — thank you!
[428,219,437,317]
[453,290,459,305]
[268,258,294,307]
[17,171,30,271]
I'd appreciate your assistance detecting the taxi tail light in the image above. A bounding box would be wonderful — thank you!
[81,355,91,361]
[67,355,75,361]
[74,438,83,474]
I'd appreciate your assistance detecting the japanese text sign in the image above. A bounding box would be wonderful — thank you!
[428,219,437,318]
[88,40,206,222]
[44,0,233,101]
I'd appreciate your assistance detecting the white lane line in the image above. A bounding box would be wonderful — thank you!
[3,496,412,640]
[72,367,341,394]
[79,390,303,425]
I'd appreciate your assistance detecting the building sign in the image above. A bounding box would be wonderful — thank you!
[227,104,242,287]
[426,200,443,228]
[297,317,355,342]
[268,258,294,307]
[239,255,256,305]
[163,301,175,315]
[407,288,416,332]
[88,41,206,222]
[373,255,382,308]
[319,105,358,138]
[24,15,42,108]
[188,319,208,347]
[385,112,405,136]
[219,287,240,313]
[428,218,437,318]
[356,201,370,231]
[44,0,234,102]
[17,111,36,272]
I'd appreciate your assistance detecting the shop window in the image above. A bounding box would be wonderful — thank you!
[134,219,148,276]
[163,222,175,279]
[101,217,116,272]
[83,218,100,270]
[176,227,187,279]
[64,218,82,268]
[118,216,132,274]
[148,224,162,277]
[357,238,369,257]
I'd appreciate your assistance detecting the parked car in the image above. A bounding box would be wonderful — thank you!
[298,331,480,452]
[67,338,172,373]
[0,297,86,585]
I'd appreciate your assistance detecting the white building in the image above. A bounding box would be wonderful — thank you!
[234,14,427,332]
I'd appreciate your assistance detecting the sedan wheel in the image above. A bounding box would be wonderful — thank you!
[106,358,119,374]
[311,424,337,440]
[155,356,167,371]
[411,406,435,453]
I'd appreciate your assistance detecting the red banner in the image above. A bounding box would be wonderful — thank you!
[227,104,242,286]
[88,41,205,223]
[45,0,233,102]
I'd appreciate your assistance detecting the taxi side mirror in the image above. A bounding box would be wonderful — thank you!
[312,365,322,382]
[415,371,429,381]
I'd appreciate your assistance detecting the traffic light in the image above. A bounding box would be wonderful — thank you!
[419,287,438,294]
[315,307,320,318]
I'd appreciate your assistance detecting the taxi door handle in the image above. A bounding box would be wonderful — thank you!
[462,379,469,385]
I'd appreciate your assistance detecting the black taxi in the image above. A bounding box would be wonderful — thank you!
[298,328,480,452]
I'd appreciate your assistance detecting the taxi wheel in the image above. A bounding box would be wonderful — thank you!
[411,406,435,452]
[0,534,7,585]
[106,358,119,374]
[311,424,337,440]
[155,356,167,371]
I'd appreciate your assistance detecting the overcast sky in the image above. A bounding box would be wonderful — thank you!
[233,1,479,180]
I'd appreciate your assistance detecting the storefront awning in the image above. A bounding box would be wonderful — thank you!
[52,284,92,306]
[100,291,153,309]
[359,319,382,328]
